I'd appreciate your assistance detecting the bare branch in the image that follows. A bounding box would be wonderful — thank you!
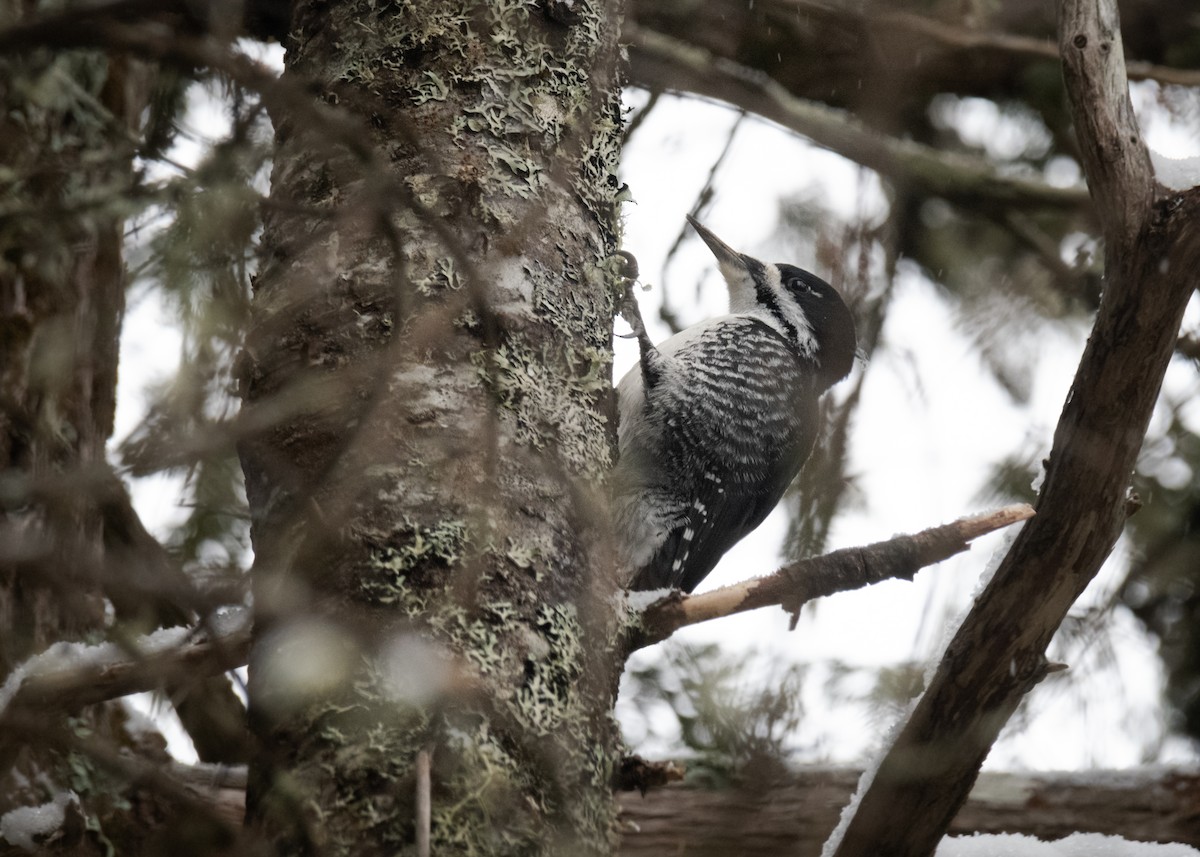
[826,1,1200,853]
[626,25,1090,213]
[629,504,1034,651]
[1179,332,1200,362]
[614,755,687,795]
[1058,0,1154,247]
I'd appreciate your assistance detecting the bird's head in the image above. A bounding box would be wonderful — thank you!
[687,214,857,388]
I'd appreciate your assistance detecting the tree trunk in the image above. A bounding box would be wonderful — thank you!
[239,1,627,853]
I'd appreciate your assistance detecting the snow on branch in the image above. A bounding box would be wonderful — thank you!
[628,504,1034,651]
[0,608,250,722]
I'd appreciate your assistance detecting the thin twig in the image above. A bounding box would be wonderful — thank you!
[416,749,433,857]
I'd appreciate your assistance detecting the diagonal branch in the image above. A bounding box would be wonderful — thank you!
[826,1,1200,854]
[625,25,1091,212]
[629,504,1034,651]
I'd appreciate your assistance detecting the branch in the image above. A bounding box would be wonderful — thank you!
[626,25,1090,212]
[838,4,1200,89]
[1179,332,1200,362]
[826,0,1200,853]
[3,718,248,840]
[629,504,1034,651]
[1058,0,1155,248]
[0,610,251,722]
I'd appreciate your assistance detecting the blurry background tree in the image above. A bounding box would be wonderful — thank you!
[0,0,1197,855]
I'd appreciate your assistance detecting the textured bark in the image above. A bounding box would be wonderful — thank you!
[238,1,626,854]
[828,1,1200,855]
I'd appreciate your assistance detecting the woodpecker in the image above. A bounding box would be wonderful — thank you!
[613,216,857,593]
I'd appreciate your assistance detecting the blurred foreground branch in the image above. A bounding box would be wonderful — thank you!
[0,610,250,724]
[629,504,1034,651]
[626,25,1090,212]
[0,503,1034,717]
[779,0,1200,89]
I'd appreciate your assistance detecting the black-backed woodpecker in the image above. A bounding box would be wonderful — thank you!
[614,216,857,593]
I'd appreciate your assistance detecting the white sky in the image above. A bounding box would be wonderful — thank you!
[113,58,1200,771]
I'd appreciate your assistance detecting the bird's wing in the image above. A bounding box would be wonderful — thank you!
[632,431,810,593]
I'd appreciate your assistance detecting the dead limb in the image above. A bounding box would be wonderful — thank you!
[628,504,1034,652]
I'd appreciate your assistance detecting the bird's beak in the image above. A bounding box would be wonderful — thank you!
[686,215,746,269]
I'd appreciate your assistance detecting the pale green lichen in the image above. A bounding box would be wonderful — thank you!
[514,603,585,735]
[475,340,612,476]
[361,517,471,609]
[313,584,610,854]
[375,517,470,571]
[505,532,557,579]
[412,70,450,104]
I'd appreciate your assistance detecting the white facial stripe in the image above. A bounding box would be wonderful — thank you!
[718,259,759,313]
[790,316,817,358]
[762,262,783,296]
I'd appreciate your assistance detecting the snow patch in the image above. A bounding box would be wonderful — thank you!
[0,791,77,850]
[1030,461,1047,495]
[621,587,675,612]
[1150,150,1200,192]
[937,831,1200,856]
